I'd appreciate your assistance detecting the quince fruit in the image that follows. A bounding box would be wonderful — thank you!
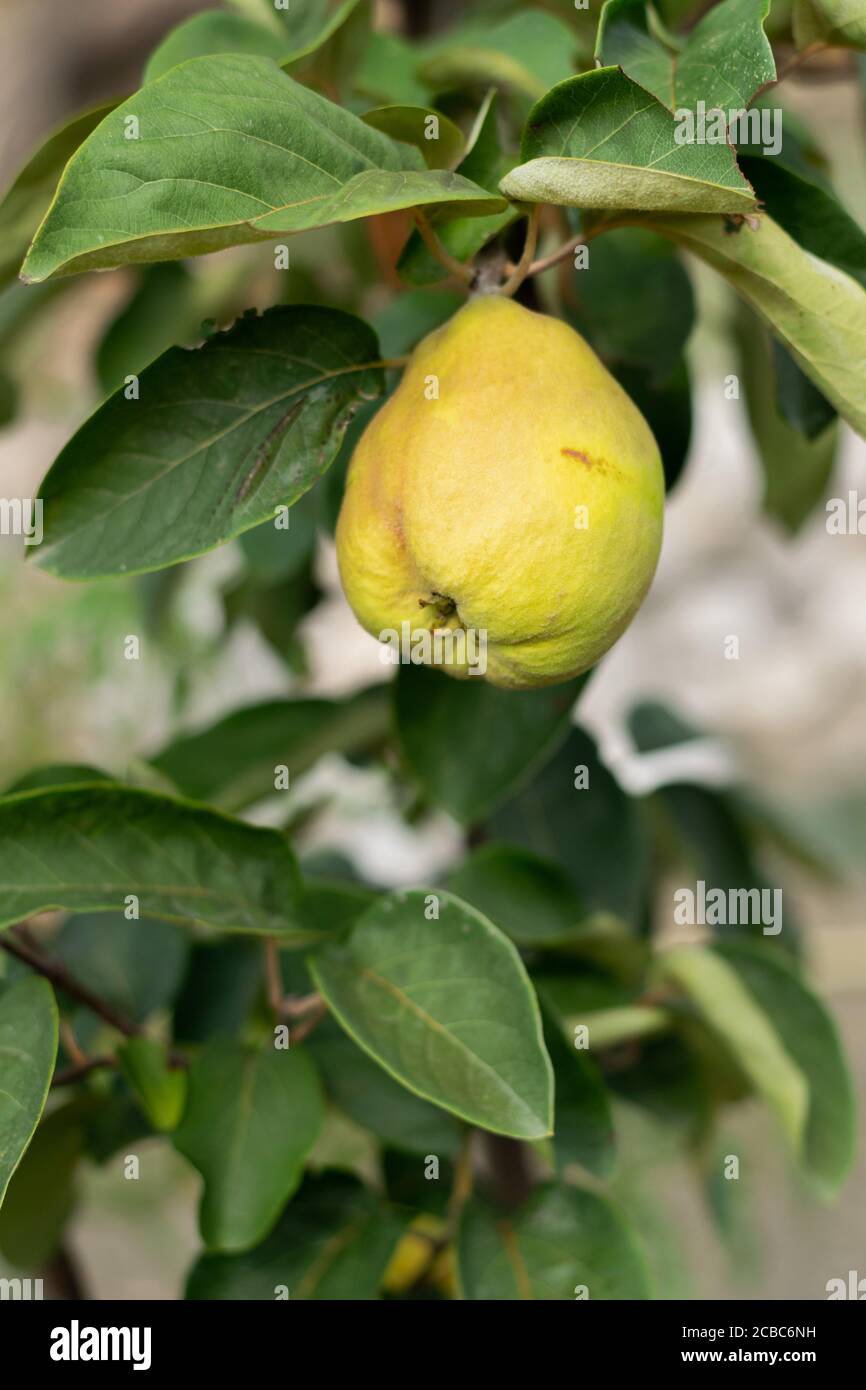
[336,296,664,689]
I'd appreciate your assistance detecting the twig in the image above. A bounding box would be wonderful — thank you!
[412,210,475,285]
[1,933,139,1038]
[525,231,587,278]
[60,1018,88,1068]
[52,1055,116,1088]
[446,1127,475,1234]
[498,206,541,297]
[291,998,328,1044]
[263,938,288,1020]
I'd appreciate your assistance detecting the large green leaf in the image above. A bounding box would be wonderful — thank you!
[457,1184,651,1299]
[22,55,504,283]
[31,306,384,580]
[186,1171,405,1299]
[309,891,554,1139]
[794,0,866,49]
[597,0,775,111]
[489,728,650,927]
[151,685,390,811]
[175,1040,324,1251]
[658,946,809,1155]
[716,941,856,1196]
[0,100,117,289]
[306,1016,462,1157]
[637,211,866,437]
[0,977,58,1211]
[500,68,757,214]
[0,785,303,938]
[394,663,582,825]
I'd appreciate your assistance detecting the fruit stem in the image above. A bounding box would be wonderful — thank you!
[412,210,475,285]
[497,205,540,298]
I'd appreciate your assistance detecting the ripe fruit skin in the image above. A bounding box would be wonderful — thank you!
[336,295,664,689]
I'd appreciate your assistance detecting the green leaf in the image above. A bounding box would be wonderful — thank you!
[4,763,112,794]
[151,685,390,811]
[715,941,856,1196]
[32,306,384,580]
[773,339,837,441]
[0,977,58,1211]
[394,663,582,825]
[449,845,640,977]
[614,359,692,493]
[0,99,117,289]
[500,68,757,215]
[361,106,464,171]
[0,785,303,938]
[599,0,775,111]
[543,1009,616,1179]
[306,1016,462,1157]
[457,1184,651,1299]
[568,228,694,384]
[489,728,650,927]
[0,1099,88,1266]
[309,890,554,1139]
[54,913,189,1023]
[595,0,675,106]
[737,306,836,533]
[144,10,289,83]
[794,0,866,49]
[173,940,263,1044]
[22,55,504,283]
[94,262,196,397]
[186,1171,405,1299]
[637,211,866,438]
[449,844,583,948]
[175,1040,324,1251]
[117,1038,187,1132]
[738,156,866,292]
[419,11,580,100]
[657,946,809,1155]
[397,90,519,286]
[293,880,377,945]
[355,30,430,106]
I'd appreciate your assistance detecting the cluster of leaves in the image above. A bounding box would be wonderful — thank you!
[0,0,862,1299]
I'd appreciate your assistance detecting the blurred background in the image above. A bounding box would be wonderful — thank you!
[0,0,864,1299]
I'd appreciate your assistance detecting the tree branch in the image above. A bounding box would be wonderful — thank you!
[1,932,140,1038]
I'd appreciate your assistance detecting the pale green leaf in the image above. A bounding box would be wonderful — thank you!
[637,210,866,437]
[500,68,757,214]
[658,946,809,1154]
